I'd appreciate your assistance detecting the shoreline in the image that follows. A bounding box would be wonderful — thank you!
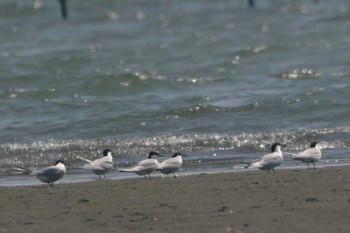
[1,162,349,187]
[0,166,349,233]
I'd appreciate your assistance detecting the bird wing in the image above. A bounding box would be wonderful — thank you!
[81,164,105,171]
[78,157,107,171]
[158,158,180,169]
[134,159,157,168]
[261,152,276,160]
[292,148,321,159]
[260,153,281,164]
[246,152,282,169]
[93,156,113,169]
[119,159,158,172]
[118,168,136,172]
[244,159,261,168]
[35,166,65,182]
[299,148,320,157]
[78,156,95,165]
[4,165,32,175]
[38,166,60,176]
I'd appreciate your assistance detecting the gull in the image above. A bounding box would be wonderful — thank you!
[118,151,163,179]
[11,160,70,187]
[78,149,113,179]
[245,143,285,173]
[157,152,186,178]
[290,141,322,169]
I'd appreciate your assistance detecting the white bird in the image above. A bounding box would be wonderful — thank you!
[78,149,113,179]
[118,151,163,179]
[157,152,186,178]
[245,143,285,173]
[290,141,322,169]
[12,160,70,187]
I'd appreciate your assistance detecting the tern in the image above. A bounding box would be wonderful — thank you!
[118,151,163,179]
[290,141,322,169]
[78,149,113,179]
[157,152,186,178]
[12,160,70,187]
[245,143,285,173]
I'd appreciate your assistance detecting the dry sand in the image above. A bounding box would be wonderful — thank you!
[0,166,349,233]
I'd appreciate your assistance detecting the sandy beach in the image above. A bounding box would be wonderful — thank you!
[0,166,349,233]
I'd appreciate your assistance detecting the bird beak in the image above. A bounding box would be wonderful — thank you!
[281,144,287,148]
[182,154,187,157]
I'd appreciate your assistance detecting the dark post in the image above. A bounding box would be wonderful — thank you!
[248,0,255,8]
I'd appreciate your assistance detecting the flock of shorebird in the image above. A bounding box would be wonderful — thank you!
[245,141,322,172]
[6,150,187,187]
[5,141,321,187]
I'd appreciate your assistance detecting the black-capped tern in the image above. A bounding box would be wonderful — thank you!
[78,149,113,179]
[157,152,186,178]
[12,160,70,187]
[118,151,163,179]
[245,143,285,173]
[290,141,322,169]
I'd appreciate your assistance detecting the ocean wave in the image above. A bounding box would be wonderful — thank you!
[0,127,349,168]
[79,71,224,96]
[278,68,321,79]
[173,102,258,117]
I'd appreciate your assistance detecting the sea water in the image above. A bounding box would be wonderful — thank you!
[0,0,349,185]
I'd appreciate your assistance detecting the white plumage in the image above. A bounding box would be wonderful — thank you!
[118,151,162,179]
[245,143,285,173]
[291,141,321,169]
[157,152,186,178]
[13,160,70,187]
[78,149,113,179]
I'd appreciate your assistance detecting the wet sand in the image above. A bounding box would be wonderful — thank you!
[0,166,349,233]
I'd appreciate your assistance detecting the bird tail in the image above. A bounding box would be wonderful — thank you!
[118,168,135,172]
[283,152,298,159]
[283,152,294,156]
[4,165,32,175]
[243,160,260,169]
[77,156,94,165]
[244,162,256,169]
[290,154,302,161]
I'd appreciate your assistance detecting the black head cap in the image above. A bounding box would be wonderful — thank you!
[55,160,69,165]
[148,151,160,158]
[271,143,282,152]
[310,142,318,148]
[172,152,182,158]
[103,149,112,156]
